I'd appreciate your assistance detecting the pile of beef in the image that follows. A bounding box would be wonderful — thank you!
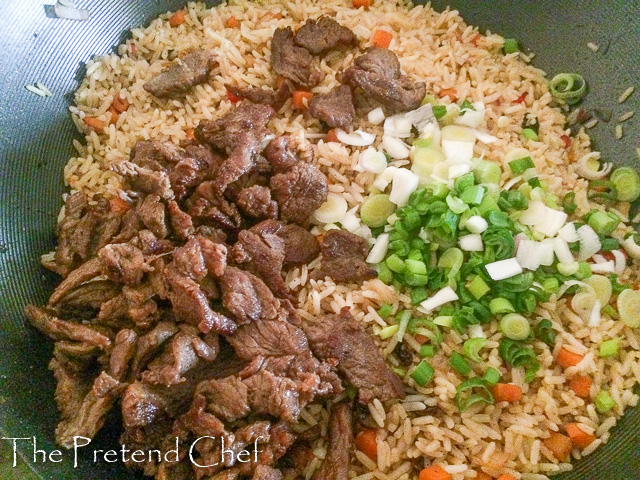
[25,17,414,480]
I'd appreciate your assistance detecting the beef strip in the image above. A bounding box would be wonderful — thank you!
[343,46,426,114]
[293,17,356,55]
[97,284,159,329]
[227,79,295,109]
[218,267,279,324]
[110,329,138,381]
[168,200,195,239]
[312,402,353,480]
[311,229,376,283]
[253,465,283,480]
[197,376,250,422]
[308,84,355,131]
[186,181,243,232]
[271,27,323,88]
[54,280,121,319]
[137,194,170,238]
[49,357,92,423]
[112,161,174,200]
[132,139,186,170]
[144,50,216,98]
[305,308,405,404]
[99,242,153,285]
[250,220,320,266]
[130,321,180,380]
[47,257,103,306]
[264,135,313,173]
[226,316,309,361]
[243,369,309,423]
[270,163,327,224]
[236,185,279,220]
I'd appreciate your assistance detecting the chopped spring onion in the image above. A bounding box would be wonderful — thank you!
[411,147,446,182]
[576,261,593,279]
[449,351,472,375]
[406,259,427,275]
[367,107,385,125]
[433,315,454,328]
[335,128,376,146]
[432,105,447,119]
[448,162,472,179]
[499,339,540,383]
[599,338,620,358]
[489,297,515,315]
[410,360,435,386]
[534,319,556,347]
[460,185,486,205]
[410,287,429,305]
[313,193,348,224]
[379,324,399,340]
[576,152,613,180]
[474,159,502,184]
[587,210,620,235]
[549,73,586,105]
[377,303,393,319]
[383,135,410,159]
[466,275,490,299]
[611,250,627,275]
[522,128,539,141]
[459,233,483,252]
[413,138,433,148]
[439,247,464,281]
[446,194,469,214]
[610,167,640,202]
[360,194,396,228]
[419,344,436,358]
[500,313,531,340]
[390,168,419,206]
[503,38,519,54]
[577,224,602,260]
[482,367,501,386]
[455,377,494,412]
[485,258,523,281]
[553,237,575,264]
[583,275,612,306]
[366,233,390,264]
[386,254,406,273]
[464,215,488,234]
[594,390,616,413]
[508,156,535,175]
[562,191,578,214]
[463,338,487,362]
[373,166,398,191]
[358,147,388,173]
[622,235,640,260]
[617,288,640,328]
[558,222,579,243]
[419,286,459,313]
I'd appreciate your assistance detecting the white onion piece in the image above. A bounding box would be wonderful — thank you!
[367,107,385,125]
[442,139,475,163]
[611,249,627,275]
[517,239,541,270]
[341,207,362,233]
[575,152,613,180]
[503,175,523,191]
[485,258,523,281]
[389,168,419,206]
[553,237,575,264]
[366,233,390,264]
[54,0,90,20]
[577,224,601,260]
[403,103,436,133]
[459,234,483,252]
[590,260,615,274]
[519,200,547,226]
[358,148,387,173]
[382,135,410,159]
[558,222,579,243]
[558,280,592,299]
[384,116,412,138]
[468,324,486,339]
[455,108,485,128]
[419,286,459,313]
[474,129,498,144]
[588,300,602,327]
[336,128,375,146]
[312,193,348,224]
[464,215,488,234]
[539,239,555,266]
[535,209,567,238]
[622,236,640,259]
[448,162,471,179]
[372,166,398,191]
[357,224,372,240]
[420,120,441,147]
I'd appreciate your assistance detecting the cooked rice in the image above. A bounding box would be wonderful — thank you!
[60,1,640,479]
[617,86,635,104]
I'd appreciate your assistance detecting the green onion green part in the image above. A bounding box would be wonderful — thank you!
[450,351,473,376]
[463,338,488,363]
[594,390,615,413]
[410,360,435,387]
[599,339,620,358]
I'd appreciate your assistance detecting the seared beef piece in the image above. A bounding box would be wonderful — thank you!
[210,471,240,480]
[271,27,323,88]
[305,308,405,404]
[312,402,353,480]
[308,85,355,131]
[265,135,313,173]
[119,416,176,474]
[112,161,174,200]
[168,200,195,239]
[196,225,228,244]
[54,280,120,319]
[294,17,356,55]
[247,421,297,475]
[130,321,180,380]
[227,79,295,109]
[219,267,279,324]
[24,304,111,349]
[54,340,101,361]
[98,284,159,329]
[131,140,186,171]
[200,375,251,421]
[175,392,226,438]
[137,194,169,238]
[270,163,328,224]
[244,369,308,423]
[195,235,228,277]
[110,329,138,381]
[144,49,216,98]
[253,465,283,480]
[231,227,290,299]
[237,185,279,220]
[136,230,174,256]
[343,46,426,114]
[99,243,152,285]
[48,257,103,306]
[142,325,219,386]
[169,145,224,200]
[55,371,124,448]
[251,220,320,266]
[226,316,309,361]
[187,181,243,232]
[311,229,376,283]
[172,237,208,282]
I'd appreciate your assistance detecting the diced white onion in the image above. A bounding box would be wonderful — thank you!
[622,236,640,259]
[539,239,555,266]
[590,260,615,274]
[503,175,523,191]
[336,128,376,146]
[577,224,601,260]
[448,163,471,179]
[341,207,362,233]
[312,193,348,224]
[367,107,385,125]
[558,222,579,243]
[384,116,412,138]
[389,168,419,206]
[575,152,613,180]
[474,129,498,144]
[459,234,483,252]
[358,147,387,173]
[516,239,542,270]
[468,324,486,339]
[588,300,602,327]
[485,258,523,281]
[418,286,459,313]
[403,104,436,133]
[366,233,390,264]
[382,135,410,159]
[552,237,575,264]
[464,215,488,234]
[372,166,398,191]
[519,201,567,237]
[522,167,539,181]
[440,125,476,163]
[611,249,627,275]
[54,0,90,20]
[455,109,485,128]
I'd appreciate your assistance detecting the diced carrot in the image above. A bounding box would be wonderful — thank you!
[560,134,572,148]
[109,196,130,214]
[565,423,596,449]
[352,0,372,9]
[439,88,457,101]
[225,16,240,28]
[491,384,523,403]
[107,106,119,125]
[415,334,429,345]
[419,465,451,480]
[474,472,493,480]
[569,375,592,399]
[226,88,242,104]
[169,10,186,27]
[555,347,584,368]
[325,128,340,143]
[496,475,517,480]
[355,429,378,461]
[129,42,136,55]
[372,30,393,49]
[83,117,105,133]
[111,94,130,113]
[543,431,573,462]
[513,92,527,104]
[292,90,313,110]
[470,33,481,46]
[185,128,195,140]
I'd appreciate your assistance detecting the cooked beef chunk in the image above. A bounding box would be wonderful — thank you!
[305,308,405,404]
[187,181,243,232]
[47,257,103,306]
[24,304,111,349]
[110,329,138,381]
[168,200,195,239]
[136,195,169,238]
[169,143,223,200]
[294,17,356,55]
[227,79,295,109]
[249,421,297,474]
[132,140,186,170]
[112,161,174,200]
[175,392,226,438]
[308,85,355,131]
[231,227,289,299]
[53,280,120,318]
[130,321,180,379]
[197,376,250,421]
[144,50,216,98]
[226,316,309,361]
[99,243,152,285]
[98,284,159,329]
[196,225,228,244]
[270,163,328,224]
[236,185,279,219]
[343,46,426,114]
[253,465,283,480]
[311,230,376,283]
[271,27,323,88]
[219,267,279,324]
[250,220,320,266]
[136,230,174,256]
[244,370,306,423]
[265,135,313,173]
[195,235,228,277]
[312,402,353,480]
